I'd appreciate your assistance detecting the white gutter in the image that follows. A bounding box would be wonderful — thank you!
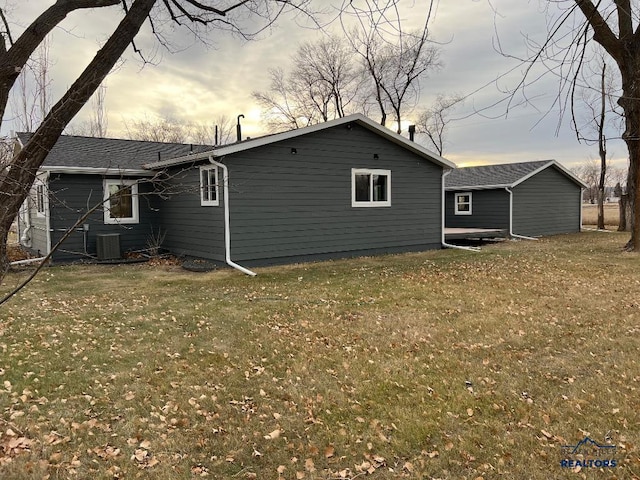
[41,166,155,176]
[505,187,538,241]
[441,170,480,252]
[208,157,256,276]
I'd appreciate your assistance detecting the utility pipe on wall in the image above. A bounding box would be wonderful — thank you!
[208,156,257,276]
[505,187,538,241]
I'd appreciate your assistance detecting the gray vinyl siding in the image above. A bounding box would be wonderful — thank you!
[156,165,225,261]
[445,189,510,229]
[512,167,582,236]
[222,123,442,263]
[47,173,158,262]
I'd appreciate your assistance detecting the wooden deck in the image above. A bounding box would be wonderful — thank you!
[444,228,508,240]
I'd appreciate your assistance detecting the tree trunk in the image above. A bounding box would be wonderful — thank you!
[597,61,606,230]
[0,0,156,280]
[0,228,7,278]
[618,71,640,250]
[597,189,605,229]
[619,194,629,231]
[627,152,640,249]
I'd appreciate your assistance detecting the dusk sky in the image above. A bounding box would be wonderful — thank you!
[2,1,629,171]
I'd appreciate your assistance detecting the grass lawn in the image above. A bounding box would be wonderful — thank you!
[1,232,639,479]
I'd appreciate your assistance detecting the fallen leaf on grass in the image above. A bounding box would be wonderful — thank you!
[264,429,281,440]
[91,445,120,459]
[305,458,315,472]
[324,445,335,458]
[2,436,34,457]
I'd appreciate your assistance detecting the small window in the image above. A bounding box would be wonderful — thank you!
[35,182,46,216]
[104,179,139,224]
[200,165,219,206]
[352,169,391,207]
[455,192,472,215]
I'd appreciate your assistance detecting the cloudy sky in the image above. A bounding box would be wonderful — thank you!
[2,0,629,170]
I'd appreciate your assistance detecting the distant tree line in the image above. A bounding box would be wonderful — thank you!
[252,3,463,155]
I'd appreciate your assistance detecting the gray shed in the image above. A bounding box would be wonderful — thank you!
[445,160,586,238]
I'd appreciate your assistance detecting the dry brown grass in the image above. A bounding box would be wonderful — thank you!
[1,232,639,479]
[582,203,621,227]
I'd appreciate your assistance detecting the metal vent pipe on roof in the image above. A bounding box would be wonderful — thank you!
[236,114,244,142]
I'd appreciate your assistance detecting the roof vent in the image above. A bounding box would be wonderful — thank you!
[236,114,245,142]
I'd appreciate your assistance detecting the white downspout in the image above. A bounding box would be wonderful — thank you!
[19,201,32,248]
[505,187,538,241]
[579,188,584,231]
[208,157,257,276]
[441,170,480,252]
[43,171,52,255]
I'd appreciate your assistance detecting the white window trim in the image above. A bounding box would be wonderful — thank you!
[103,179,139,224]
[34,180,47,217]
[351,168,391,208]
[454,192,472,215]
[200,165,220,207]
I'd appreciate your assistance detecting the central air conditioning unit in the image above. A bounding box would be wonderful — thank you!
[96,233,121,260]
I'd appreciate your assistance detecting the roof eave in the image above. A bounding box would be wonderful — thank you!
[511,160,588,189]
[41,166,155,176]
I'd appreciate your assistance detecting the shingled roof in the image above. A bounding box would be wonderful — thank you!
[445,160,586,190]
[17,132,213,172]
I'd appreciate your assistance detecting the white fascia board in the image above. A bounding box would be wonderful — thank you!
[511,160,588,189]
[41,166,155,177]
[143,153,208,169]
[445,184,511,191]
[145,113,456,170]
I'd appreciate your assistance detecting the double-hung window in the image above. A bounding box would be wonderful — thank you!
[352,169,391,207]
[104,179,139,224]
[454,192,472,215]
[200,165,219,206]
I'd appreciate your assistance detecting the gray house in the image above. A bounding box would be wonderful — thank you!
[16,133,211,262]
[17,114,455,270]
[444,160,586,238]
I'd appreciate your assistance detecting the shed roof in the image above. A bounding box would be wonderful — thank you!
[144,113,456,170]
[16,132,213,175]
[445,160,587,190]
